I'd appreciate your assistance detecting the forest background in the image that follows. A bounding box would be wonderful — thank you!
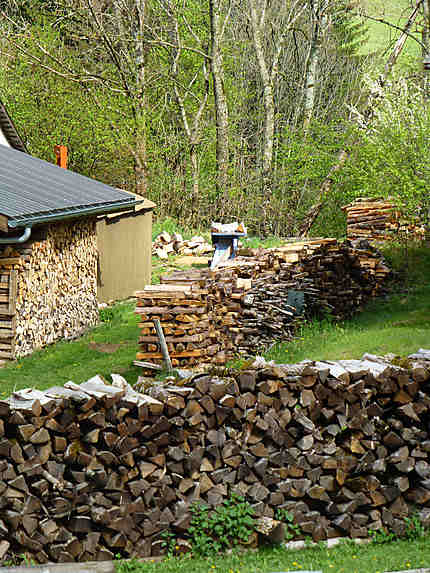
[0,0,428,237]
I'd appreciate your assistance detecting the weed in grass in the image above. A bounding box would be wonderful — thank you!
[274,508,302,541]
[369,528,397,545]
[160,530,177,557]
[404,512,426,540]
[188,494,256,557]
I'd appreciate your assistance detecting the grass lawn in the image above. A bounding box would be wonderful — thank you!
[360,0,420,67]
[117,533,430,573]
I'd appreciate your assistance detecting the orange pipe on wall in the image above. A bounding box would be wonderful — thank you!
[54,145,68,169]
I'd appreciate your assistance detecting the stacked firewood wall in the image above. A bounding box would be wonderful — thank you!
[0,350,429,563]
[343,198,427,241]
[136,239,390,367]
[0,220,99,359]
[0,268,17,360]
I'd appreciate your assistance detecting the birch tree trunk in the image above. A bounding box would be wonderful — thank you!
[249,0,275,200]
[167,2,210,222]
[134,0,148,196]
[209,0,230,201]
[423,0,430,102]
[302,1,328,133]
[248,0,305,232]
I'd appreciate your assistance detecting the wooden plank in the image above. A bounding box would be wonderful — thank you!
[8,270,16,315]
[0,329,13,339]
[138,333,207,343]
[0,350,12,359]
[0,306,14,316]
[0,215,8,233]
[135,306,206,315]
[139,284,192,293]
[133,360,163,371]
[0,257,22,265]
[137,349,203,359]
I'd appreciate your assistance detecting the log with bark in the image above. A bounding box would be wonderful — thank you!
[0,350,430,562]
[342,198,427,242]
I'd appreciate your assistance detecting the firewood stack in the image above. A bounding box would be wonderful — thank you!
[135,283,220,368]
[1,350,430,563]
[342,198,427,241]
[152,232,213,260]
[0,220,99,360]
[137,238,390,367]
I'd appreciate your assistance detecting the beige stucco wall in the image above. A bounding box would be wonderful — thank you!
[97,210,153,303]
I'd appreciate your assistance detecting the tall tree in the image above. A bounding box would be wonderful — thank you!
[209,0,231,203]
[247,0,305,226]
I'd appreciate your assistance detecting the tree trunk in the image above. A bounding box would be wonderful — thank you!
[423,0,430,102]
[190,146,200,222]
[209,0,230,202]
[249,0,275,229]
[303,3,327,132]
[134,0,148,196]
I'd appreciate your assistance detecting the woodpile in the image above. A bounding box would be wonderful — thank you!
[152,231,213,260]
[135,282,220,368]
[1,349,430,563]
[0,220,99,359]
[342,198,427,241]
[137,238,390,368]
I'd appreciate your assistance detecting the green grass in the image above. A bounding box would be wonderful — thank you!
[266,243,430,364]
[360,0,420,69]
[0,302,142,398]
[116,533,430,573]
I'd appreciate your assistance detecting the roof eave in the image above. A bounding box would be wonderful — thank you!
[0,101,27,153]
[7,200,143,229]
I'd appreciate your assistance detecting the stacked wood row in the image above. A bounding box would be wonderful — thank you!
[138,239,390,367]
[0,269,17,360]
[152,231,213,260]
[342,198,427,241]
[1,349,430,563]
[8,220,99,358]
[135,282,220,368]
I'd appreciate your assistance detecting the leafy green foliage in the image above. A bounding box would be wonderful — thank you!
[331,79,430,226]
[370,513,426,545]
[188,494,256,556]
[369,528,398,544]
[274,508,302,541]
[404,513,426,541]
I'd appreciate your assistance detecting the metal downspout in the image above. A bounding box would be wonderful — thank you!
[0,226,32,244]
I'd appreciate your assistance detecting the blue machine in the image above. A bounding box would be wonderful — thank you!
[210,231,247,270]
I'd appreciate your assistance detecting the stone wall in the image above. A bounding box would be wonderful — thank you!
[1,350,430,562]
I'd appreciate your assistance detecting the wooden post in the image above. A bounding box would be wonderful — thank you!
[153,318,173,373]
